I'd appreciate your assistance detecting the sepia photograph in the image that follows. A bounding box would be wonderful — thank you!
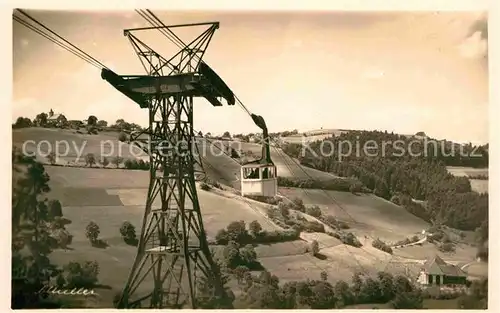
[12,7,489,309]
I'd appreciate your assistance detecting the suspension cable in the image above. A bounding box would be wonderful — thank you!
[136,10,252,115]
[14,9,109,70]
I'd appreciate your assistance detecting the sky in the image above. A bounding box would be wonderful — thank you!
[12,10,489,144]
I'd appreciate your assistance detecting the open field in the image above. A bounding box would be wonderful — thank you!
[279,187,429,243]
[280,128,350,144]
[446,166,488,177]
[470,179,488,193]
[446,166,489,193]
[393,242,477,264]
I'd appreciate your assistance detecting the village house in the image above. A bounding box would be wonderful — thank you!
[417,255,467,287]
[46,109,67,128]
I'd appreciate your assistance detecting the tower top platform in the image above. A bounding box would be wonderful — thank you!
[101,62,236,108]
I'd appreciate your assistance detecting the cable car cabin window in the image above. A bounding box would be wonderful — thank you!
[262,167,275,179]
[268,167,275,178]
[243,167,260,179]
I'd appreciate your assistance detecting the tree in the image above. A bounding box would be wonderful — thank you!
[291,197,306,212]
[85,153,96,167]
[279,203,290,219]
[101,157,110,167]
[54,229,72,250]
[12,151,62,308]
[223,131,231,138]
[310,240,319,256]
[195,261,234,309]
[351,272,364,298]
[306,205,322,218]
[35,113,48,127]
[320,271,328,281]
[64,261,100,288]
[119,221,137,245]
[112,156,124,168]
[48,199,63,220]
[46,152,56,165]
[222,241,241,268]
[58,114,68,128]
[226,220,248,243]
[118,132,127,142]
[310,281,336,309]
[393,275,413,294]
[391,291,423,309]
[215,229,229,244]
[234,265,250,284]
[14,117,32,128]
[334,280,354,307]
[239,244,257,265]
[85,221,100,244]
[97,120,108,127]
[359,277,382,303]
[377,271,395,302]
[459,278,488,309]
[55,273,66,288]
[87,115,98,126]
[249,220,263,237]
[230,148,240,158]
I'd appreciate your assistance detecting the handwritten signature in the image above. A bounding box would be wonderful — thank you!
[37,285,98,297]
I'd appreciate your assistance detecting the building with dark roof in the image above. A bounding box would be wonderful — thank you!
[417,255,467,286]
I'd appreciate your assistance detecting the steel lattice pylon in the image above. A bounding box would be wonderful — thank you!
[103,21,235,309]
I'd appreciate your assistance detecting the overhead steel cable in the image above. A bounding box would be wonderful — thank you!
[13,15,101,69]
[14,9,109,70]
[136,10,253,116]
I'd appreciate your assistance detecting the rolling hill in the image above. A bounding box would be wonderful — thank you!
[12,127,485,307]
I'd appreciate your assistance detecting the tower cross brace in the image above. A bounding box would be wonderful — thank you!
[101,21,235,309]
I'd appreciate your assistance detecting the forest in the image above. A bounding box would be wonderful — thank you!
[281,130,488,232]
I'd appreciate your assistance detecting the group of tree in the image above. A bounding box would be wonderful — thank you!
[215,220,300,245]
[12,147,100,308]
[265,199,362,248]
[281,130,488,232]
[239,196,362,249]
[111,119,142,132]
[220,241,259,269]
[81,154,149,171]
[231,269,423,309]
[13,112,110,132]
[13,116,34,128]
[82,154,124,169]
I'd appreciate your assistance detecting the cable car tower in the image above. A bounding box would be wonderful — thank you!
[101,20,235,308]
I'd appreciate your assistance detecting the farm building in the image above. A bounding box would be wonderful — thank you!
[46,109,67,127]
[417,255,467,286]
